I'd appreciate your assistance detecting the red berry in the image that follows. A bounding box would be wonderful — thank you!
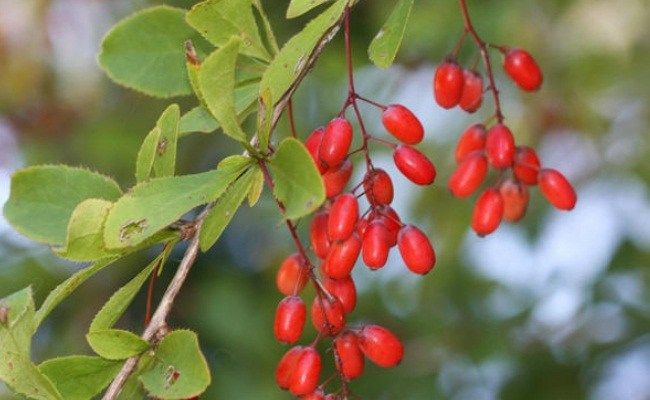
[322,159,353,198]
[368,206,401,247]
[328,193,359,241]
[274,296,306,344]
[323,275,357,314]
[485,124,515,169]
[305,127,327,174]
[362,220,391,270]
[434,61,464,109]
[448,152,488,198]
[513,146,541,185]
[276,346,304,390]
[358,325,404,368]
[311,296,346,336]
[499,179,530,222]
[455,124,487,163]
[397,225,436,274]
[289,347,322,396]
[503,48,543,92]
[323,233,361,279]
[363,168,394,206]
[393,145,436,185]
[471,188,504,236]
[459,70,484,113]
[320,118,353,168]
[381,104,424,144]
[539,169,577,210]
[310,211,331,259]
[334,331,365,380]
[276,253,308,295]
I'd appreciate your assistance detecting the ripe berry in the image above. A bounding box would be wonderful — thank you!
[328,193,359,241]
[393,145,436,185]
[485,124,515,169]
[448,152,488,198]
[323,233,361,279]
[471,188,504,236]
[322,159,353,198]
[276,253,308,295]
[320,118,353,168]
[334,331,365,380]
[397,225,436,274]
[311,296,346,336]
[499,179,529,222]
[503,48,543,92]
[363,168,394,206]
[455,124,487,163]
[310,211,330,259]
[305,127,327,174]
[513,146,541,185]
[368,206,401,247]
[276,346,304,390]
[459,70,484,113]
[358,325,404,368]
[434,60,464,109]
[289,347,322,396]
[274,296,306,344]
[381,104,424,144]
[539,169,577,210]
[323,275,357,314]
[362,220,391,270]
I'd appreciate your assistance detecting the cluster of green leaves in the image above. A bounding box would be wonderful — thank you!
[0,0,415,398]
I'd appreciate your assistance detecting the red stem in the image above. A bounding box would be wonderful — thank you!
[287,98,298,138]
[143,264,158,327]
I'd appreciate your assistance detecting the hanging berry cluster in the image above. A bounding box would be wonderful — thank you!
[436,0,577,237]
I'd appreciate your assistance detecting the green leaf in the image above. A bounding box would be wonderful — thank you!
[247,166,264,207]
[268,138,325,219]
[39,356,122,400]
[99,6,209,98]
[0,351,63,400]
[286,0,333,18]
[179,106,219,135]
[368,0,414,68]
[140,330,210,399]
[260,0,347,105]
[1,287,34,328]
[135,127,161,183]
[117,355,155,400]
[152,104,181,178]
[186,0,270,61]
[35,259,116,328]
[253,0,280,54]
[87,330,150,360]
[103,160,250,249]
[199,38,248,143]
[3,165,122,246]
[199,168,256,251]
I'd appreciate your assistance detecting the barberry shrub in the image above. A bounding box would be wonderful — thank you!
[0,0,576,399]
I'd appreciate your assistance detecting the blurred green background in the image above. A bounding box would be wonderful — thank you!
[0,0,649,399]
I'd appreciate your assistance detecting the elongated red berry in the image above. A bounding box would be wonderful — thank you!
[499,179,530,222]
[310,211,331,259]
[328,193,359,241]
[277,253,308,295]
[305,127,327,174]
[323,233,361,279]
[358,325,404,368]
[311,296,346,336]
[455,124,487,163]
[362,220,391,270]
[369,206,401,247]
[381,104,424,144]
[503,48,543,91]
[276,346,304,390]
[274,296,306,344]
[434,61,464,109]
[393,145,436,185]
[323,275,357,314]
[539,169,576,210]
[459,70,484,113]
[320,118,353,168]
[363,168,394,205]
[289,347,322,396]
[334,331,365,380]
[397,225,435,274]
[448,152,488,198]
[322,159,353,198]
[471,188,504,236]
[513,146,541,185]
[485,124,515,169]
